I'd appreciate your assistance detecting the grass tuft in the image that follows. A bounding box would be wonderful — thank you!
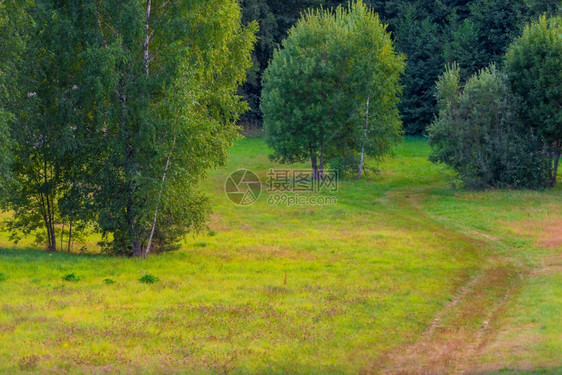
[62,273,81,282]
[139,274,159,284]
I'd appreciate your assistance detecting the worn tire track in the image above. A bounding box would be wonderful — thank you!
[364,190,527,375]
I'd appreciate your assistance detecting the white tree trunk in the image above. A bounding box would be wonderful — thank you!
[145,137,176,257]
[143,0,151,75]
[357,95,370,180]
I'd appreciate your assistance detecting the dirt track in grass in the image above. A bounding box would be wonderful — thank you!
[368,192,528,375]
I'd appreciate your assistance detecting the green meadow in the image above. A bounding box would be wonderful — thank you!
[0,137,561,374]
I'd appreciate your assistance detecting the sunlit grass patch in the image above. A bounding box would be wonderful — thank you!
[0,137,560,373]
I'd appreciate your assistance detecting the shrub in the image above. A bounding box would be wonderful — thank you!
[139,274,159,284]
[62,273,81,282]
[328,153,361,179]
[427,64,549,190]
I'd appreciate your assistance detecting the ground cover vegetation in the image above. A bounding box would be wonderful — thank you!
[0,138,560,373]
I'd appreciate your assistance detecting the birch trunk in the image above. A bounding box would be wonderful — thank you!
[143,0,151,75]
[357,95,370,180]
[144,137,176,257]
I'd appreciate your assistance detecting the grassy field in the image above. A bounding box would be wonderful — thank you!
[0,137,561,374]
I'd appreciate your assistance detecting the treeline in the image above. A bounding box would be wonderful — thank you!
[0,0,256,255]
[259,2,561,188]
[240,0,560,134]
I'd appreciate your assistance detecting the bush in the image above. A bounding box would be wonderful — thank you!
[62,273,81,282]
[139,274,159,284]
[329,153,361,179]
[427,64,549,190]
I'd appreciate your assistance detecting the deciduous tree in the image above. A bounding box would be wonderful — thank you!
[261,1,404,179]
[428,64,549,190]
[1,0,256,255]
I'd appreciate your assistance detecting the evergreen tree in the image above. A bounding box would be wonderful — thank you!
[239,0,277,125]
[391,5,444,134]
[0,1,31,189]
[505,15,562,187]
[445,0,560,79]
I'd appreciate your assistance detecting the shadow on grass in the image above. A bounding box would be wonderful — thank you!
[0,247,113,261]
[487,367,562,375]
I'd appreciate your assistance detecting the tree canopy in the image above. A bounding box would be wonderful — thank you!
[505,15,562,187]
[427,64,549,190]
[240,0,560,134]
[261,1,404,179]
[0,0,256,255]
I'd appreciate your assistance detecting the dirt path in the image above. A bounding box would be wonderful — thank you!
[367,191,528,375]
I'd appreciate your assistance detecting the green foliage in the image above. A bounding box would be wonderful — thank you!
[505,15,562,187]
[103,278,115,285]
[428,64,549,190]
[387,0,452,135]
[0,0,32,198]
[242,0,560,134]
[1,0,257,256]
[261,1,404,177]
[139,274,159,284]
[445,0,528,78]
[0,273,6,282]
[444,0,560,81]
[239,0,327,125]
[87,0,257,256]
[0,0,85,252]
[239,0,277,124]
[62,273,81,282]
[329,153,362,177]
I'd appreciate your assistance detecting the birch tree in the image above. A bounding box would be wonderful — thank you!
[1,0,256,255]
[261,1,403,180]
[90,0,257,256]
[1,0,88,251]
